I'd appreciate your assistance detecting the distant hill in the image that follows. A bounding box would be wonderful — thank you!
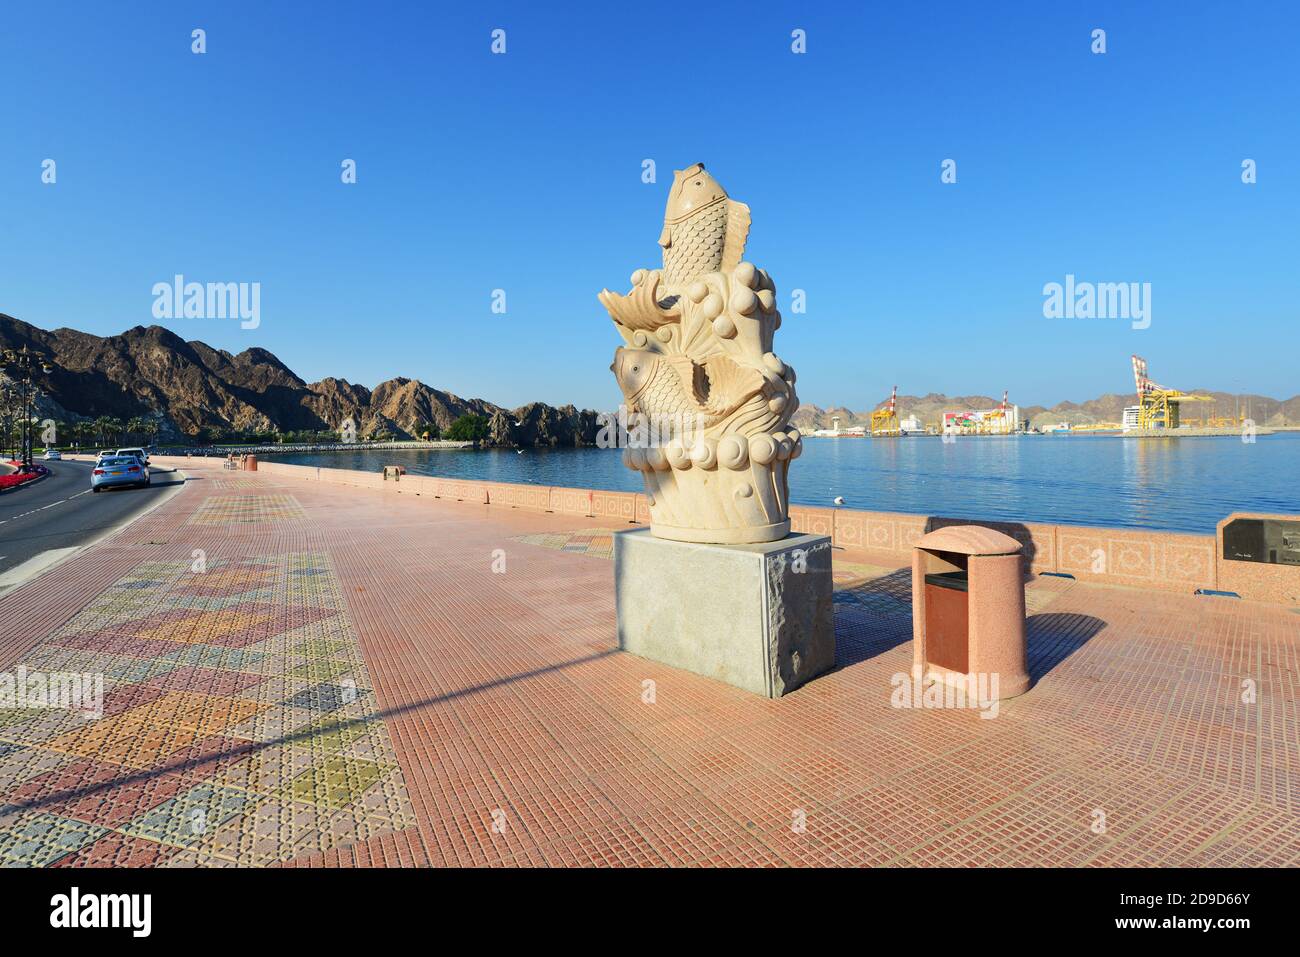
[794,388,1299,431]
[0,313,600,447]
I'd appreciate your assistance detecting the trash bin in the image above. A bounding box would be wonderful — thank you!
[244,454,258,472]
[912,525,1029,699]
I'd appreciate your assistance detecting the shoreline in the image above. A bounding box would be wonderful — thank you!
[215,453,1290,604]
[248,442,1294,538]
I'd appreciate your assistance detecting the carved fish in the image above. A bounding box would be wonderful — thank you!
[612,348,765,425]
[658,164,750,288]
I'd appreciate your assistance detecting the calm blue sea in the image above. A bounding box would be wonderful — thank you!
[266,433,1300,535]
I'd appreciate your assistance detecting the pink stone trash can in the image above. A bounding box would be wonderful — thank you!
[911,525,1030,700]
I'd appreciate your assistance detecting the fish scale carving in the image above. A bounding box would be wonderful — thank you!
[598,163,800,545]
[662,203,728,287]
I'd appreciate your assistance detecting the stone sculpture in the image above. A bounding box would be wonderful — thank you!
[599,163,800,544]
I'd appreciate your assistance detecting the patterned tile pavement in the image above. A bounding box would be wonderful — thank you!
[0,546,414,867]
[188,494,307,526]
[1,460,1297,867]
[511,529,619,560]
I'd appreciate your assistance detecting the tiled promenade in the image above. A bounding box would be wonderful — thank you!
[0,460,1297,867]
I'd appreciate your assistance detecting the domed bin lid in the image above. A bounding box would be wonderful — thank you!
[914,525,1022,556]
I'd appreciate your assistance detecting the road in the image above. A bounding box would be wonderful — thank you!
[0,459,186,581]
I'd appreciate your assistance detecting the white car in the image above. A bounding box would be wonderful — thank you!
[43,449,62,460]
[115,447,151,466]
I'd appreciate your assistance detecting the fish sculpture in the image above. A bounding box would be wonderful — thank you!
[611,349,766,426]
[598,164,800,545]
[658,163,751,288]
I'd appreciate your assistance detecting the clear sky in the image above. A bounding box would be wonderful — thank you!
[2,1,1296,411]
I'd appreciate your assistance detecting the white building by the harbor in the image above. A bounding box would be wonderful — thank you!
[941,404,1021,435]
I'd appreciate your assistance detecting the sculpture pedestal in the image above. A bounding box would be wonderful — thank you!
[614,528,835,698]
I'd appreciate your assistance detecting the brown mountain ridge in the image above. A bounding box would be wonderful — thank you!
[0,314,598,447]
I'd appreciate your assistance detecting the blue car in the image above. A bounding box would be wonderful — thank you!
[91,456,150,491]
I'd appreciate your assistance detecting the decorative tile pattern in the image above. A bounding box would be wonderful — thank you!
[0,553,414,867]
[187,494,306,526]
[511,529,621,560]
[590,490,639,523]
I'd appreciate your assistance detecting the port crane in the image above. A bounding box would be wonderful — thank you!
[1130,355,1211,430]
[870,385,901,437]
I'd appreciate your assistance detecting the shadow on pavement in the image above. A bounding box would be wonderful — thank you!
[4,648,620,816]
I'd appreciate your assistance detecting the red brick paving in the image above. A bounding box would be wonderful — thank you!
[2,461,1298,866]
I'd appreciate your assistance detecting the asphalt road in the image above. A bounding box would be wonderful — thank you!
[0,459,186,578]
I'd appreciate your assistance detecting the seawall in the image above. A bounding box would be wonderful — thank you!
[127,454,1300,605]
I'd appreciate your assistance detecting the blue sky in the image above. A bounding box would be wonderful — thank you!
[1,1,1296,411]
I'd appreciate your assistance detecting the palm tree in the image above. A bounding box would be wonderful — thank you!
[127,416,148,443]
[91,417,111,447]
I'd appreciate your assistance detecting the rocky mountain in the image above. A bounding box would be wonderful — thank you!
[487,403,603,448]
[0,314,600,446]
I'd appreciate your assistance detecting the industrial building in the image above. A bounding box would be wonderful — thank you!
[942,392,1021,435]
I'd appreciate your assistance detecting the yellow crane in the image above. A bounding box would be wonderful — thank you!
[1130,355,1211,430]
[979,390,1012,434]
[870,385,901,437]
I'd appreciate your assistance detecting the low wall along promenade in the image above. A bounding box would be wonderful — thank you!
[145,455,1296,606]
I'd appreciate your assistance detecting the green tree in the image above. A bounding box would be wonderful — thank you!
[445,414,489,441]
[93,416,115,446]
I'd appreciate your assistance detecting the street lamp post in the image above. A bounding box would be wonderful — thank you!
[0,384,17,461]
[1,347,55,470]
